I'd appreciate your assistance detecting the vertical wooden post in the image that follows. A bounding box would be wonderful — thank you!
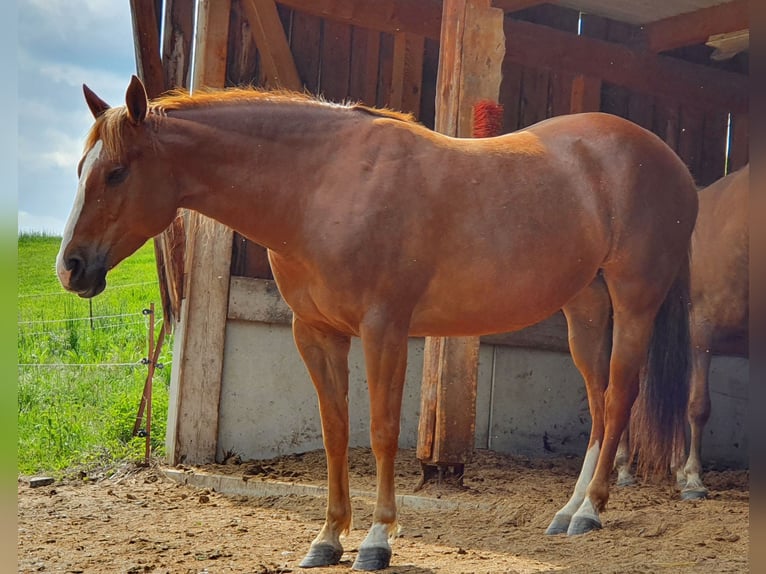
[417,0,505,482]
[165,0,234,465]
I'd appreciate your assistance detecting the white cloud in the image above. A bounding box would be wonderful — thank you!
[18,211,66,236]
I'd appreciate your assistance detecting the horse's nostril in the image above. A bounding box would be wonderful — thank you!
[66,255,85,280]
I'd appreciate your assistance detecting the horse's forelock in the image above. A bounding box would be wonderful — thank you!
[84,107,130,160]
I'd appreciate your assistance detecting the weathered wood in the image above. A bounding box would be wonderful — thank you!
[226,0,260,86]
[276,0,442,40]
[349,27,381,105]
[242,0,302,90]
[728,113,749,171]
[320,19,352,101]
[569,74,601,113]
[503,17,749,113]
[643,0,749,53]
[192,0,231,89]
[376,33,395,108]
[390,33,425,116]
[419,0,505,471]
[130,0,165,97]
[700,110,729,186]
[678,106,706,182]
[162,0,195,90]
[290,11,322,92]
[166,0,234,466]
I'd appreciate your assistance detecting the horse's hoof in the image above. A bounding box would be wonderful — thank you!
[567,515,602,536]
[545,514,571,535]
[299,544,343,568]
[681,488,708,501]
[352,546,392,571]
[616,475,636,487]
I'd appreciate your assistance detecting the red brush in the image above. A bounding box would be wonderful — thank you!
[472,99,504,138]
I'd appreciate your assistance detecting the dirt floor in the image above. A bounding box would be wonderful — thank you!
[18,448,748,573]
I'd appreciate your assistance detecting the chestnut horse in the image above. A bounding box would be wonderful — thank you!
[617,165,749,498]
[57,76,697,571]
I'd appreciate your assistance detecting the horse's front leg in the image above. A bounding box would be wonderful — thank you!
[292,317,352,568]
[353,315,409,571]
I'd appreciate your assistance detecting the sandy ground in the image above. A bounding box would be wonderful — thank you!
[18,448,748,573]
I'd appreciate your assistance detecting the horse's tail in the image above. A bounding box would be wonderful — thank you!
[630,253,691,480]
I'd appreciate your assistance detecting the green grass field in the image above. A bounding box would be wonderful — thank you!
[17,233,172,475]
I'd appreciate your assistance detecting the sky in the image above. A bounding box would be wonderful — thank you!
[18,0,138,236]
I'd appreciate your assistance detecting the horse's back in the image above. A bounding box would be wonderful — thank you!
[691,165,749,356]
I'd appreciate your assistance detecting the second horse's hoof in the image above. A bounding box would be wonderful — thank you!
[545,514,571,535]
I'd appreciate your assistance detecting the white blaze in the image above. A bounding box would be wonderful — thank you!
[56,140,103,286]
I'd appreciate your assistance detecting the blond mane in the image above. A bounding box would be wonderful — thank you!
[84,86,416,159]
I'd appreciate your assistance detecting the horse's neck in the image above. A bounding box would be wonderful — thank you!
[164,103,358,251]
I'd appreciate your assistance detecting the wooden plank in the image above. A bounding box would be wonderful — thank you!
[320,19,352,101]
[569,75,601,113]
[677,106,706,183]
[166,0,234,466]
[290,11,322,92]
[390,33,425,116]
[728,113,749,172]
[376,33,395,108]
[499,59,523,131]
[643,0,749,53]
[519,66,550,127]
[192,0,231,89]
[276,0,442,40]
[227,0,259,86]
[503,17,749,113]
[699,110,729,186]
[162,0,195,90]
[418,37,440,129]
[349,27,381,105]
[242,0,302,90]
[419,0,505,472]
[129,0,165,97]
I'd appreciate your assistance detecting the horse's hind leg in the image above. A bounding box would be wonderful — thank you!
[547,276,611,535]
[679,344,712,499]
[292,317,352,568]
[615,429,636,487]
[567,274,671,535]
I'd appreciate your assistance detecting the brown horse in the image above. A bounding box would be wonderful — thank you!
[617,165,749,498]
[57,76,697,571]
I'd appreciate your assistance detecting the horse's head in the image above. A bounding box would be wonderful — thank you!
[56,76,177,297]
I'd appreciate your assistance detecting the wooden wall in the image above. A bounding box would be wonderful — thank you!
[229,1,749,281]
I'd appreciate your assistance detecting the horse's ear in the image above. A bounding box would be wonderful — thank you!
[125,75,148,125]
[83,84,110,119]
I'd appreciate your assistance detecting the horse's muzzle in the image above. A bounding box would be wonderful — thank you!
[60,252,108,298]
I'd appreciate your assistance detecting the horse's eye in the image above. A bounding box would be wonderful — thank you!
[106,166,128,186]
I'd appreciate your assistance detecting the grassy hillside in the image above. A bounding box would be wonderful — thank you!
[17,233,172,474]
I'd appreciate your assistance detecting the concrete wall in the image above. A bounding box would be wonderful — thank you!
[216,320,748,468]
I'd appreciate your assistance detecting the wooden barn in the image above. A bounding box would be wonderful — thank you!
[127,0,749,470]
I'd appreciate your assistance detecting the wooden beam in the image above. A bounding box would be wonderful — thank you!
[642,0,749,53]
[166,0,234,466]
[569,74,601,113]
[418,0,505,474]
[275,0,442,40]
[241,0,302,90]
[504,17,748,113]
[162,0,195,90]
[192,0,231,89]
[390,33,425,116]
[129,0,165,97]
